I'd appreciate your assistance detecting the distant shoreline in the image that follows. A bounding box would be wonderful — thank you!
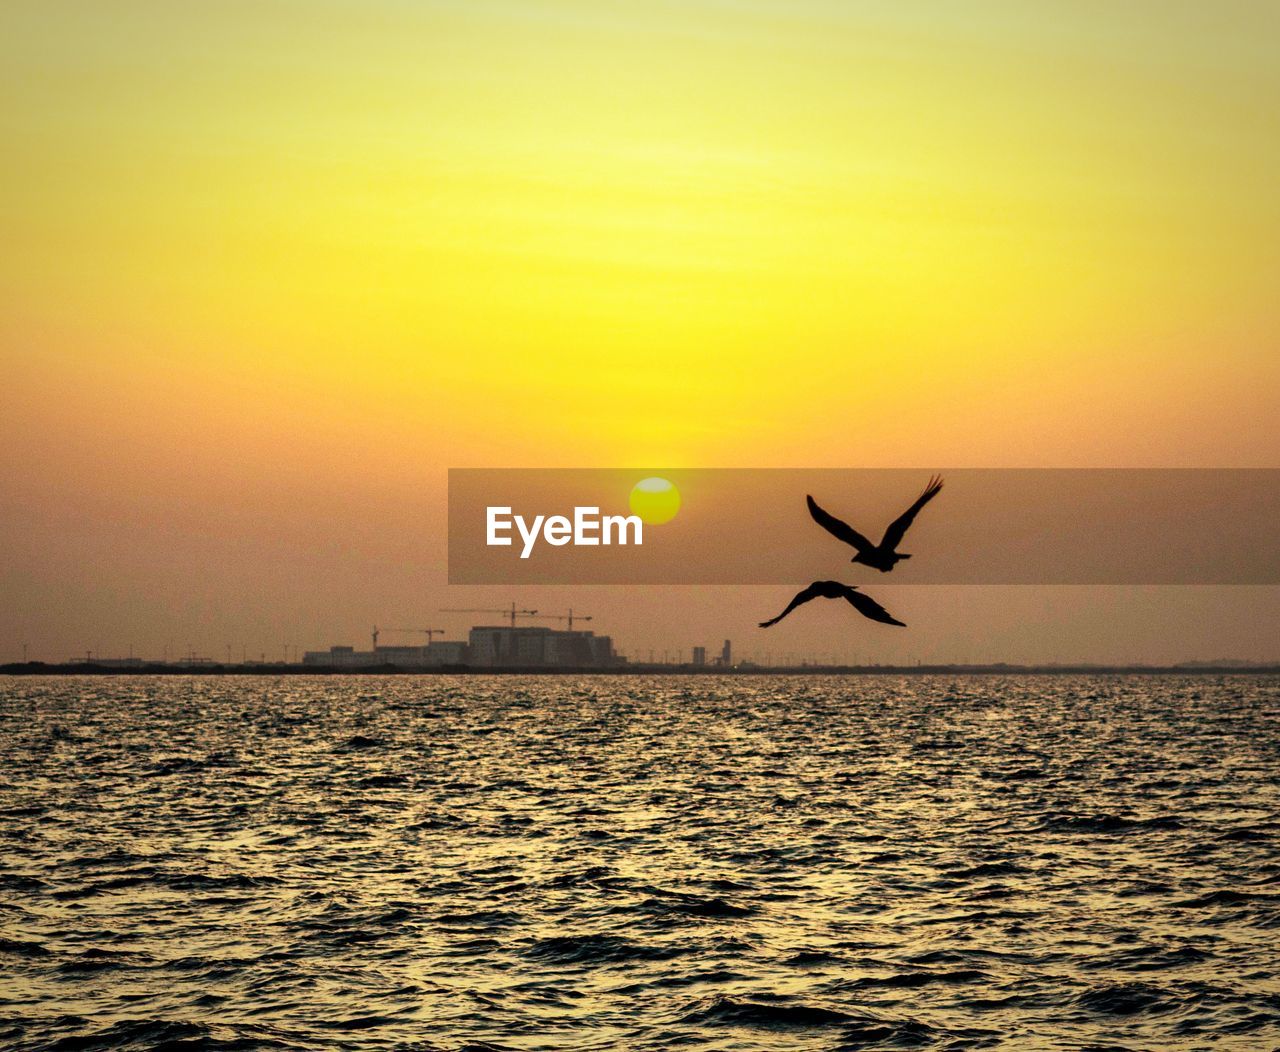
[3,662,1278,677]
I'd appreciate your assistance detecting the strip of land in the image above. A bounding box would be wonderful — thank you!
[2,662,1277,676]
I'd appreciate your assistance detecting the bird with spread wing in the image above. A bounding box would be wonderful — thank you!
[806,475,943,573]
[758,581,905,629]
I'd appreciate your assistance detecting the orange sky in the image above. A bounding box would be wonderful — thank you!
[2,2,1278,663]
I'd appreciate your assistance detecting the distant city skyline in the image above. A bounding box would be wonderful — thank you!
[8,585,1280,669]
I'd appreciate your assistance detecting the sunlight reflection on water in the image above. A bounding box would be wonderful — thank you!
[1,674,1278,1050]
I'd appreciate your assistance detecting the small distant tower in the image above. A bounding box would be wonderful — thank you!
[692,646,706,667]
[721,639,732,667]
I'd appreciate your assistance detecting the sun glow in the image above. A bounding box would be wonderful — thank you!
[3,2,1279,661]
[629,478,682,526]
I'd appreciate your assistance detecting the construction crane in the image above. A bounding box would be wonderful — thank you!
[440,603,538,628]
[533,609,594,631]
[386,628,448,642]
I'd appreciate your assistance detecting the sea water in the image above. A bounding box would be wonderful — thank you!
[1,675,1277,1050]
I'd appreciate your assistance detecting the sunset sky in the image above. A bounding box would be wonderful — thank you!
[3,1,1278,664]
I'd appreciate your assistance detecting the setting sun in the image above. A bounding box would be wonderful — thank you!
[629,477,682,526]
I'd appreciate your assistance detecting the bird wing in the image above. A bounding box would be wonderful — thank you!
[758,581,833,628]
[879,475,944,551]
[844,588,906,627]
[806,495,875,554]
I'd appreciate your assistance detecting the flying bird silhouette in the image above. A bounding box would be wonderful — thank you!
[807,475,944,573]
[758,581,906,629]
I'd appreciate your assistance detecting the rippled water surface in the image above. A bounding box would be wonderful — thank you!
[2,674,1279,1051]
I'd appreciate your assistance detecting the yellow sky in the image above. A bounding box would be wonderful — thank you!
[2,1,1278,660]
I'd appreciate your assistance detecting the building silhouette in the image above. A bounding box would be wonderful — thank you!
[303,641,467,668]
[302,625,615,669]
[467,626,615,667]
